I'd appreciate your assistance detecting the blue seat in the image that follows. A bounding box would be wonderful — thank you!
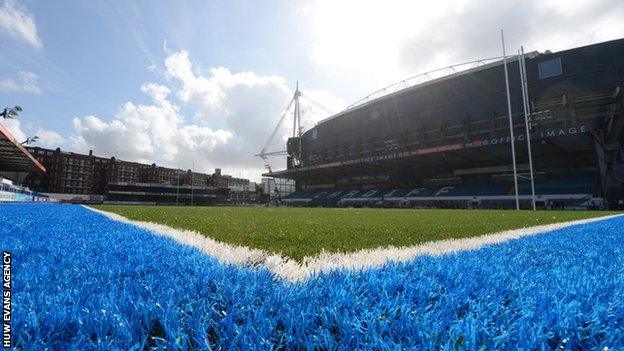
[382,188,433,198]
[518,174,596,196]
[435,183,510,197]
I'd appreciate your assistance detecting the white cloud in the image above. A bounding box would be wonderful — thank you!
[71,81,233,174]
[306,0,624,89]
[70,50,343,180]
[398,0,624,73]
[34,128,65,148]
[0,71,41,94]
[164,51,298,172]
[307,0,445,87]
[1,118,26,143]
[0,0,42,50]
[299,89,345,129]
[1,114,62,148]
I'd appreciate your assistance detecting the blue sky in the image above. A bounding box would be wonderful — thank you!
[1,0,623,180]
[1,1,326,138]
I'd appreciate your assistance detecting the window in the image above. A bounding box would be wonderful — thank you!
[311,128,318,140]
[538,57,562,79]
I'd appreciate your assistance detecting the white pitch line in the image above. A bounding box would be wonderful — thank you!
[83,205,622,283]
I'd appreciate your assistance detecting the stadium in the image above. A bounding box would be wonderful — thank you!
[268,39,624,210]
[2,29,624,350]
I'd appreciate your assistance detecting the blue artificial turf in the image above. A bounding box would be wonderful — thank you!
[1,204,623,350]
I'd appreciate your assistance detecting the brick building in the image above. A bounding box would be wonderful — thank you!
[207,168,229,188]
[144,164,178,184]
[25,147,95,194]
[23,147,255,200]
[106,157,143,184]
[181,170,210,188]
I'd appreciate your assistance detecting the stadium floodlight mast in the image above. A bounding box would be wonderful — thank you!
[501,29,521,210]
[518,46,537,210]
[1,105,22,119]
[21,135,39,145]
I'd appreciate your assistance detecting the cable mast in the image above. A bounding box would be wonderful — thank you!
[292,82,302,139]
[256,82,333,172]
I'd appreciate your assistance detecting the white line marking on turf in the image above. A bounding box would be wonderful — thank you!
[83,206,622,282]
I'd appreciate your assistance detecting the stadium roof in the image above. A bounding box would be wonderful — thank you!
[0,122,45,173]
[315,52,538,127]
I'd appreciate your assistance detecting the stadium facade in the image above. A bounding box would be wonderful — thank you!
[268,39,624,209]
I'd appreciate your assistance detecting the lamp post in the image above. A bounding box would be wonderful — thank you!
[21,136,39,145]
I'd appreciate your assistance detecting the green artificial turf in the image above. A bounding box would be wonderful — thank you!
[92,205,616,261]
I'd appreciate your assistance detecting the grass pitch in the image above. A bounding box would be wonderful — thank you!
[92,206,616,261]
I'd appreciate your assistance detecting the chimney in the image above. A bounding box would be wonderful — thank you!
[89,150,93,156]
